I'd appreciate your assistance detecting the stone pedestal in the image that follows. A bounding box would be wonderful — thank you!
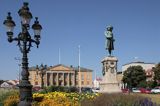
[100,56,121,93]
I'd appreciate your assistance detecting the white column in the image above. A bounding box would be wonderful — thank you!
[67,73,70,86]
[50,73,53,85]
[71,73,75,86]
[62,73,64,86]
[56,73,59,86]
[46,72,48,86]
[73,73,75,86]
[68,73,71,86]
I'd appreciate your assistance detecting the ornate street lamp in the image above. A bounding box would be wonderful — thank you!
[14,57,21,82]
[36,64,47,89]
[3,2,42,106]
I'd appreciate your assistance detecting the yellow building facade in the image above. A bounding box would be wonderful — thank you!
[29,64,93,88]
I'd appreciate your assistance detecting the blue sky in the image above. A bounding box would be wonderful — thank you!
[0,0,160,80]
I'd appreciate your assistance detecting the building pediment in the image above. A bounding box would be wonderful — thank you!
[49,64,73,71]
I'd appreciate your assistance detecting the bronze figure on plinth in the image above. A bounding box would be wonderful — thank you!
[104,26,115,56]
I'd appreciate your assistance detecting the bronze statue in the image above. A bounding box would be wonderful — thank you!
[104,26,115,56]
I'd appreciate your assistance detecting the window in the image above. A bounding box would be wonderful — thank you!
[76,75,78,80]
[76,73,78,80]
[87,73,90,80]
[35,81,38,85]
[36,75,38,80]
[81,74,84,81]
[87,81,90,85]
[81,81,84,85]
[76,81,78,85]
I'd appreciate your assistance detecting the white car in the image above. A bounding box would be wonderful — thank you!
[132,88,141,93]
[151,87,160,93]
[92,88,100,93]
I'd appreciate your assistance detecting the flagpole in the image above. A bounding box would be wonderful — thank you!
[78,45,81,93]
[59,48,61,64]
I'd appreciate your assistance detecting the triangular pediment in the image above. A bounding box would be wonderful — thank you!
[50,64,72,71]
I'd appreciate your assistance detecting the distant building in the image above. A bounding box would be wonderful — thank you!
[7,80,19,85]
[122,61,155,81]
[92,77,102,88]
[0,80,19,88]
[0,82,13,88]
[29,64,93,88]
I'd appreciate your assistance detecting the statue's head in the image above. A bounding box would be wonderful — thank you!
[107,25,113,31]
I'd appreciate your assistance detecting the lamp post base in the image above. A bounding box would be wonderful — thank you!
[18,81,32,106]
[18,101,32,106]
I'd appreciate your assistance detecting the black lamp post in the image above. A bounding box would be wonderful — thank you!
[3,2,42,106]
[36,64,47,89]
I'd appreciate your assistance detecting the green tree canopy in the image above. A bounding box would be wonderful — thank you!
[153,63,160,86]
[122,65,146,88]
[0,80,3,85]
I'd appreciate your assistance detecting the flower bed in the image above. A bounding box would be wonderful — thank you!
[1,91,99,106]
[32,92,99,106]
[2,91,159,106]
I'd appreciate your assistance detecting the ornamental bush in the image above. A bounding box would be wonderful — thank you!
[43,86,78,93]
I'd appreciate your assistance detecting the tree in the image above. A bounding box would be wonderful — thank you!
[0,80,3,85]
[122,66,146,88]
[153,63,160,86]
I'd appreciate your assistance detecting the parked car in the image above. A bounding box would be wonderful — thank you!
[92,88,100,93]
[81,87,93,93]
[151,86,160,93]
[139,88,151,94]
[132,88,141,93]
[121,88,129,93]
[32,86,41,92]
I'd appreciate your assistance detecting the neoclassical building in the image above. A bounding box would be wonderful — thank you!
[29,64,93,88]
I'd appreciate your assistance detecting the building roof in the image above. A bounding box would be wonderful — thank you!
[28,66,37,71]
[29,64,93,72]
[122,61,155,66]
[49,64,74,71]
[73,66,93,72]
[1,81,14,86]
[50,64,73,69]
[29,65,50,71]
[7,80,19,85]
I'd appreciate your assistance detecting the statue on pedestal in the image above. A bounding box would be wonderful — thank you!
[99,25,121,93]
[104,26,115,56]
